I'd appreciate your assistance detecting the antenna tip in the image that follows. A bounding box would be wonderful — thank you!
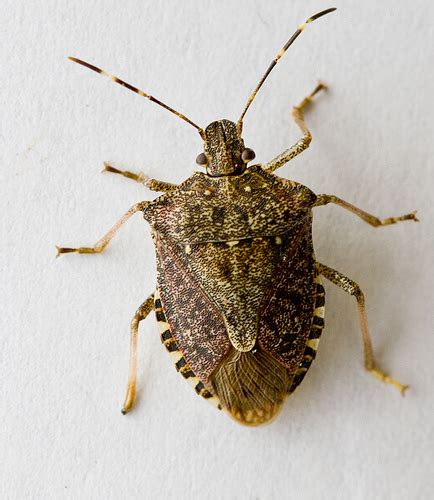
[68,57,85,66]
[67,57,103,75]
[307,8,337,23]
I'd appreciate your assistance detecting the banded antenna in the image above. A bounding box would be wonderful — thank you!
[237,8,336,134]
[68,57,205,138]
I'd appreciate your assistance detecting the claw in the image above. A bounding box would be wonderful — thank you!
[102,162,120,175]
[410,210,419,223]
[318,80,328,89]
[399,384,410,397]
[315,80,328,93]
[122,386,135,414]
[102,162,148,184]
[55,245,76,258]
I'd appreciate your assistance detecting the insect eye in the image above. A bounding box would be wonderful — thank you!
[241,148,256,163]
[196,152,208,166]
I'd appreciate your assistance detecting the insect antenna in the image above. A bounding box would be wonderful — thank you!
[237,7,336,134]
[68,57,205,138]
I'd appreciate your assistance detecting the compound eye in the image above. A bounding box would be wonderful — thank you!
[241,148,256,163]
[196,152,208,166]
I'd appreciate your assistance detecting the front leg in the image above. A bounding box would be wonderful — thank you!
[103,162,178,193]
[264,81,327,173]
[314,194,418,227]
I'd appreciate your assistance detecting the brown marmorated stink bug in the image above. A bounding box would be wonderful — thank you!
[57,8,418,426]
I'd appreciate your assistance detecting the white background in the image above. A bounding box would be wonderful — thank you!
[1,1,433,499]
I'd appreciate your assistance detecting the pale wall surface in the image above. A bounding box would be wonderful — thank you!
[1,1,433,499]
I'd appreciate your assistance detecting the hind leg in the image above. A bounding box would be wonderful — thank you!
[318,262,408,395]
[122,294,154,414]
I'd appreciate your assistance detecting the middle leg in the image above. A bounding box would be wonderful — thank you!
[314,194,418,227]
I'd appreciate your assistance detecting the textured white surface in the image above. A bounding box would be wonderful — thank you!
[1,1,433,499]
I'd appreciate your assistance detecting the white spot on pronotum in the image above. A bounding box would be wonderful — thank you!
[244,186,251,192]
[185,244,191,254]
[204,190,211,196]
[275,236,282,245]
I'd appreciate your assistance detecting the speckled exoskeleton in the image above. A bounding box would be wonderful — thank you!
[57,8,418,426]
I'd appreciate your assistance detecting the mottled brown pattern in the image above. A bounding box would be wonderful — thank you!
[288,280,325,393]
[257,220,318,371]
[146,166,318,381]
[154,293,222,407]
[143,165,316,243]
[182,237,286,351]
[203,120,245,176]
[59,9,414,422]
[155,236,231,382]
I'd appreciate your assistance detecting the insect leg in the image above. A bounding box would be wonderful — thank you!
[317,262,409,395]
[314,195,418,227]
[264,81,327,173]
[122,294,155,414]
[55,201,148,257]
[103,162,178,193]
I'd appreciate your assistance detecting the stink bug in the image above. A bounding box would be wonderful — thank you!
[57,8,418,426]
